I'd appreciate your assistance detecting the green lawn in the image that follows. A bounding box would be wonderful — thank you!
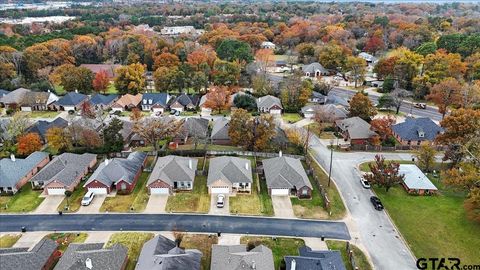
[57,181,87,212]
[230,175,274,216]
[100,172,150,212]
[282,113,303,123]
[180,234,218,270]
[326,240,373,270]
[23,111,60,118]
[0,234,22,248]
[240,237,305,269]
[180,111,199,116]
[165,175,210,213]
[206,144,243,151]
[359,160,414,172]
[106,232,154,270]
[0,185,45,213]
[105,82,118,94]
[308,123,337,139]
[46,232,87,252]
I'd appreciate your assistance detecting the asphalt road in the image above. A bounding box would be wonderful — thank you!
[0,214,350,240]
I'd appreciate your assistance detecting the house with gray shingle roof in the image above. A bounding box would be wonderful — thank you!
[141,93,171,113]
[147,155,198,194]
[301,104,347,121]
[20,91,58,112]
[170,94,200,112]
[53,92,88,111]
[30,153,97,195]
[175,117,210,144]
[0,152,50,194]
[211,244,274,270]
[27,117,68,143]
[136,235,202,270]
[0,238,58,270]
[302,62,329,77]
[335,117,378,145]
[54,243,127,270]
[284,246,346,270]
[89,94,119,110]
[210,117,230,145]
[207,156,252,194]
[256,95,282,114]
[0,88,31,109]
[84,152,147,194]
[392,117,443,146]
[263,155,312,198]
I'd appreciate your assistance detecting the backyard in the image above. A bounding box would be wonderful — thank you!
[179,234,218,270]
[100,172,150,212]
[326,240,372,270]
[106,232,154,270]
[0,234,21,248]
[0,185,45,213]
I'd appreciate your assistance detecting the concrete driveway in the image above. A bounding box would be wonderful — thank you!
[13,232,47,248]
[144,195,167,214]
[34,196,64,214]
[77,195,106,214]
[271,196,295,218]
[209,194,229,215]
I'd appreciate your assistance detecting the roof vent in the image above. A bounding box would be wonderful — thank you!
[85,258,93,269]
[189,159,193,170]
[105,159,109,165]
[75,89,78,93]
[252,261,256,269]
[279,151,283,157]
[290,259,296,270]
[245,162,249,170]
[10,154,15,162]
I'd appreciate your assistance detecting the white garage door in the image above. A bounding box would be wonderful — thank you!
[88,187,107,195]
[270,109,282,115]
[271,188,289,196]
[150,188,170,194]
[210,187,230,194]
[47,187,66,195]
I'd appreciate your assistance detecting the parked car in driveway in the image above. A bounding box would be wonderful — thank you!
[370,196,384,211]
[216,194,225,208]
[81,191,95,206]
[360,178,371,189]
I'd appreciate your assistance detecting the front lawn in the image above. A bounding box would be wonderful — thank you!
[0,185,45,213]
[282,113,303,123]
[359,160,414,172]
[57,181,87,212]
[240,236,305,269]
[106,232,154,270]
[165,175,210,213]
[326,240,372,270]
[0,234,22,248]
[308,123,337,139]
[46,232,87,252]
[25,111,60,118]
[229,175,274,216]
[179,234,218,270]
[100,172,150,212]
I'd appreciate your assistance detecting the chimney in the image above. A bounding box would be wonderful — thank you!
[85,258,93,269]
[105,159,109,165]
[279,151,283,157]
[245,162,249,170]
[188,159,192,170]
[75,89,78,93]
[10,154,15,162]
[290,259,296,270]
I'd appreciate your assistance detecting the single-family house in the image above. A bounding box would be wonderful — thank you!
[111,93,142,112]
[141,93,171,113]
[309,91,327,104]
[358,52,378,64]
[207,156,252,194]
[147,155,197,194]
[210,117,230,145]
[260,41,276,50]
[170,94,199,112]
[335,117,378,145]
[30,153,97,195]
[0,88,31,109]
[198,95,212,116]
[0,238,58,270]
[136,235,202,270]
[20,91,58,111]
[160,26,196,36]
[89,93,119,110]
[0,89,9,98]
[399,164,438,195]
[211,245,274,270]
[176,117,209,144]
[27,117,68,143]
[80,64,122,79]
[392,117,443,146]
[256,95,282,114]
[301,104,347,121]
[54,92,88,111]
[302,62,329,77]
[84,151,147,195]
[284,246,346,270]
[0,152,50,194]
[54,243,128,270]
[263,155,312,198]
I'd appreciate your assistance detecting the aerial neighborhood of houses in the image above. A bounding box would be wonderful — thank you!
[1,1,479,270]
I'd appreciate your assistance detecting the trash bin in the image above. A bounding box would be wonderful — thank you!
[21,226,26,233]
[58,211,63,215]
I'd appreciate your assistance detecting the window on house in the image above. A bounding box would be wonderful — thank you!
[302,189,308,195]
[121,183,127,190]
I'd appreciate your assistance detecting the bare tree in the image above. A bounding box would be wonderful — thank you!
[133,117,183,150]
[390,88,411,114]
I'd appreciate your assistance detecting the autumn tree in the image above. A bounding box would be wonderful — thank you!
[153,51,180,70]
[79,129,102,150]
[415,144,437,172]
[316,42,349,72]
[464,187,480,223]
[114,63,146,95]
[129,108,143,122]
[228,109,253,147]
[373,56,398,80]
[427,77,463,118]
[348,92,377,121]
[345,56,367,88]
[92,70,110,93]
[17,133,42,156]
[71,35,100,65]
[187,45,217,70]
[80,102,96,119]
[228,109,276,151]
[255,48,273,73]
[423,50,467,85]
[203,86,231,114]
[370,116,395,141]
[133,117,183,150]
[212,60,241,86]
[251,74,273,97]
[46,127,72,153]
[364,155,405,192]
[280,73,312,112]
[153,66,183,92]
[389,47,423,90]
[51,64,94,94]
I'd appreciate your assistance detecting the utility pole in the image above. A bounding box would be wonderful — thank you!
[328,139,334,187]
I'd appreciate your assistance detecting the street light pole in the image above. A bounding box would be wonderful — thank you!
[328,140,333,187]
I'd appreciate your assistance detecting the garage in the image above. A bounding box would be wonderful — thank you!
[270,109,282,115]
[47,187,66,195]
[88,187,108,195]
[271,188,289,196]
[150,187,170,195]
[210,187,230,194]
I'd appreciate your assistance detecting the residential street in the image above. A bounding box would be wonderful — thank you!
[309,137,418,269]
[0,214,350,240]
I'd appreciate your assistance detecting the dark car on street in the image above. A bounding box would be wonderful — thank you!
[370,196,384,211]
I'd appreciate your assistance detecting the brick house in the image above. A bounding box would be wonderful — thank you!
[0,152,50,194]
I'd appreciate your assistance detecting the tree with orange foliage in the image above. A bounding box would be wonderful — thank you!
[255,48,273,73]
[187,45,217,70]
[92,70,110,94]
[427,77,463,118]
[79,129,102,150]
[17,132,42,156]
[153,51,180,70]
[370,116,396,141]
[364,36,385,54]
[130,107,143,122]
[203,86,231,114]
